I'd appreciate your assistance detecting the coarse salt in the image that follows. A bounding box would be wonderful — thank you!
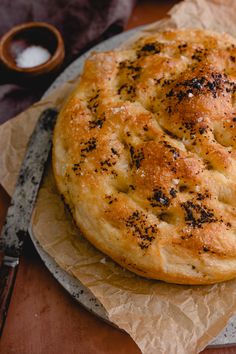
[112,107,122,114]
[172,178,180,185]
[16,45,51,68]
[197,117,204,122]
[188,92,194,98]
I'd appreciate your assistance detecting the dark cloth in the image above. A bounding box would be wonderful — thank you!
[0,0,136,124]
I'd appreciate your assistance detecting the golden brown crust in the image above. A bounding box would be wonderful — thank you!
[53,29,236,284]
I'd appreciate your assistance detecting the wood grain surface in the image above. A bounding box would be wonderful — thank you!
[0,1,235,353]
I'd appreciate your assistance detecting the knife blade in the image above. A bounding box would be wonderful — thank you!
[0,108,58,336]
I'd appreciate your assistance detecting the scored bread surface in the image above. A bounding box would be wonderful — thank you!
[53,29,236,284]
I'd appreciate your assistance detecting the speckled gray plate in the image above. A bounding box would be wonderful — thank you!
[29,27,236,348]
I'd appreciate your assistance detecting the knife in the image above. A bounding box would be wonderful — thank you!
[0,108,58,336]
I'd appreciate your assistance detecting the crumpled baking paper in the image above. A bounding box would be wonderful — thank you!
[1,1,236,353]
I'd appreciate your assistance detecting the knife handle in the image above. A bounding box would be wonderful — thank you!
[0,261,18,336]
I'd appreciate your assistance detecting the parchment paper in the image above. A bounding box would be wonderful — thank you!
[1,1,236,353]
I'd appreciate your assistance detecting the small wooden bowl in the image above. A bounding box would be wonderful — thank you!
[0,22,65,78]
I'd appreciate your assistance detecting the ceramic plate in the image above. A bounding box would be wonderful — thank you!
[29,26,236,348]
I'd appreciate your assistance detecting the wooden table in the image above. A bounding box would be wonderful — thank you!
[0,1,235,353]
